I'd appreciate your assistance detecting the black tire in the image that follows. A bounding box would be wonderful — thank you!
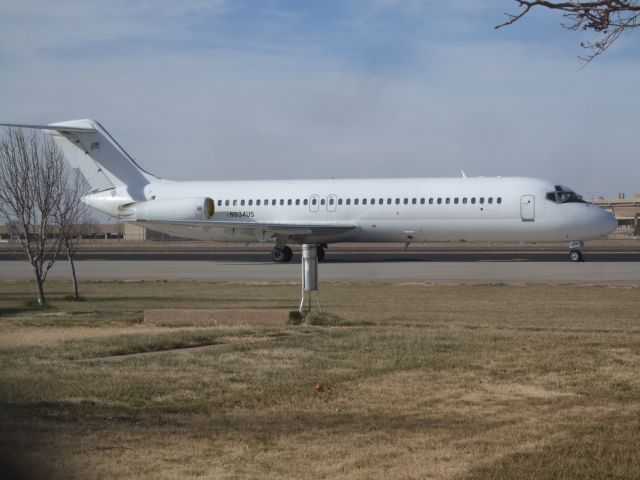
[272,247,290,263]
[317,246,325,262]
[569,250,583,262]
[283,246,293,262]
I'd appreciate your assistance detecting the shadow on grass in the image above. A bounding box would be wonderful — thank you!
[288,311,374,327]
[460,413,640,480]
[0,301,55,318]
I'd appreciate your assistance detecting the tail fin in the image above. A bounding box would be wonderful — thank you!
[0,119,159,192]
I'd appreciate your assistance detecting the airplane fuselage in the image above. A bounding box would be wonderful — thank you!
[89,176,617,245]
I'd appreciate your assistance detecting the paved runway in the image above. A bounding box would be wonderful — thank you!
[2,248,639,283]
[1,248,640,263]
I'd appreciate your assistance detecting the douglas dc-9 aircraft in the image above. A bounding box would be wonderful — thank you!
[1,119,617,262]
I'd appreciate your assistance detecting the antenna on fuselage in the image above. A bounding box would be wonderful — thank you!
[461,170,467,178]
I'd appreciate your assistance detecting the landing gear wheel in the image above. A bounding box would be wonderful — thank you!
[272,246,293,263]
[569,250,583,263]
[317,245,325,262]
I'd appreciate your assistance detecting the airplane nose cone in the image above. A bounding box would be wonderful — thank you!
[601,210,618,236]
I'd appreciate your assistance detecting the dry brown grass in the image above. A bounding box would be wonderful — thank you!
[1,279,639,479]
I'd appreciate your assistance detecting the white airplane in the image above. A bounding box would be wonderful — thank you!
[1,119,617,262]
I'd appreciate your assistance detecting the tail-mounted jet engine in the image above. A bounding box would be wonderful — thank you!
[119,197,214,221]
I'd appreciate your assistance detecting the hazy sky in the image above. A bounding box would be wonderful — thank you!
[1,0,638,198]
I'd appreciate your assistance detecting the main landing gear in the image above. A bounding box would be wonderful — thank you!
[271,244,326,263]
[272,246,293,263]
[568,240,584,262]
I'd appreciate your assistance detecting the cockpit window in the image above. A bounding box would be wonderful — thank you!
[546,185,587,204]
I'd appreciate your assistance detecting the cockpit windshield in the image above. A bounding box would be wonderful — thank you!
[546,185,588,204]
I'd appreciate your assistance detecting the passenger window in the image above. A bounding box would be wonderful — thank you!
[295,199,300,206]
[463,198,467,204]
[241,200,245,206]
[312,198,317,206]
[321,198,326,205]
[471,198,476,204]
[304,199,308,206]
[454,198,459,204]
[338,199,343,205]
[412,198,417,205]
[287,199,292,206]
[395,198,400,205]
[272,199,276,206]
[488,197,493,204]
[280,199,284,206]
[378,198,383,205]
[363,198,367,205]
[497,197,502,204]
[225,200,229,206]
[217,200,222,206]
[346,199,351,205]
[354,199,359,205]
[329,198,334,205]
[256,199,261,206]
[445,198,450,204]
[233,200,237,206]
[403,198,408,205]
[420,198,425,205]
[479,197,485,204]
[437,198,442,205]
[387,198,392,205]
[429,198,434,205]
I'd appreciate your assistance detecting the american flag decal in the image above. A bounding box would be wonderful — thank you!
[90,142,100,150]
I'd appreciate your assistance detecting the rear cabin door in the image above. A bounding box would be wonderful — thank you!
[327,194,337,212]
[520,195,535,222]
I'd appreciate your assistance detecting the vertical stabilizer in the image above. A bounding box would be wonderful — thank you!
[46,119,159,191]
[0,119,160,192]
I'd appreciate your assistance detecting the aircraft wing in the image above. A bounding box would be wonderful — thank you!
[136,219,357,238]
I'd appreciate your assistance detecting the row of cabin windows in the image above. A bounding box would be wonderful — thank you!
[218,196,503,207]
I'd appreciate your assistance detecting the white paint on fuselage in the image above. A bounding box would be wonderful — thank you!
[116,176,616,244]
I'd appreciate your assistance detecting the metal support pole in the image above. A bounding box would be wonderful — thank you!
[299,244,322,314]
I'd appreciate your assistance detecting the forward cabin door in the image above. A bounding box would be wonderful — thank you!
[520,195,535,222]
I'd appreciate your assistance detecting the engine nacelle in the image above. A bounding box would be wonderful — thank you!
[119,197,214,221]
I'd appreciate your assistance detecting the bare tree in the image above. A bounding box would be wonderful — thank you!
[496,1,640,61]
[55,171,90,300]
[0,129,68,305]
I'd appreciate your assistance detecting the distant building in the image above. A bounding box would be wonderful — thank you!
[591,193,640,236]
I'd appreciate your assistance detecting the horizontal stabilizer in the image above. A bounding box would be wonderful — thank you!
[0,122,96,133]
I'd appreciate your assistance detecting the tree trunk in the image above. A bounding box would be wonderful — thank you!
[36,277,46,305]
[67,244,79,299]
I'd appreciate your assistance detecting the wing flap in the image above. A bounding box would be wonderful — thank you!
[136,219,356,237]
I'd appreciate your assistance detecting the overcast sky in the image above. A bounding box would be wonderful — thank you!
[1,0,638,198]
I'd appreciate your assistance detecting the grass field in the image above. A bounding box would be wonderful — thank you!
[1,279,640,479]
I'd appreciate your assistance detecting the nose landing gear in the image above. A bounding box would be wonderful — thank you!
[568,240,584,262]
[569,250,583,262]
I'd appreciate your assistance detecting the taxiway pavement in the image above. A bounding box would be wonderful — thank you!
[2,248,639,283]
